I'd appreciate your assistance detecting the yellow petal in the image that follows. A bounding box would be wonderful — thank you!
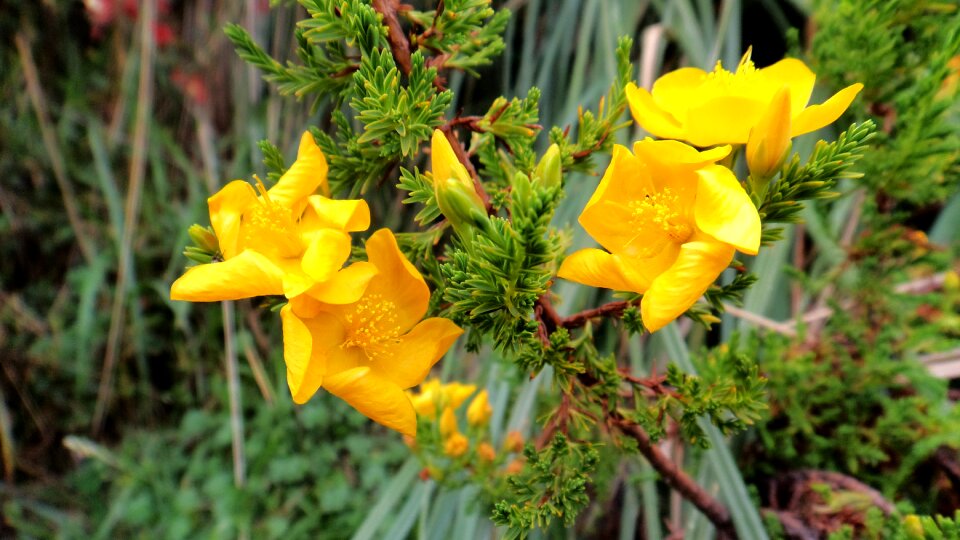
[632,139,731,170]
[559,249,643,293]
[276,258,316,299]
[466,389,492,427]
[306,261,378,305]
[443,382,477,409]
[431,129,471,185]
[641,241,735,332]
[170,249,284,301]
[758,58,816,113]
[625,83,685,140]
[324,366,418,436]
[649,67,708,114]
[363,229,430,333]
[684,96,767,145]
[281,305,323,404]
[746,86,792,179]
[267,132,330,207]
[208,180,256,259]
[558,246,681,294]
[369,318,463,389]
[300,229,352,283]
[791,83,863,136]
[694,165,761,255]
[302,195,371,233]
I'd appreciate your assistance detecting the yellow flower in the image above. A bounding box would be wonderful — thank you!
[443,432,469,458]
[279,229,463,437]
[557,139,761,332]
[746,86,792,180]
[625,49,863,148]
[170,132,374,304]
[477,442,496,462]
[409,379,477,419]
[466,389,493,427]
[503,431,525,453]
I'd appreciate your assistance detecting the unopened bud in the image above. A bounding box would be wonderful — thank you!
[535,144,562,189]
[747,86,792,183]
[466,390,493,427]
[504,431,524,453]
[435,176,488,238]
[944,270,960,291]
[188,224,219,253]
[477,442,496,462]
[903,515,924,539]
[439,406,459,439]
[504,457,525,475]
[443,432,469,458]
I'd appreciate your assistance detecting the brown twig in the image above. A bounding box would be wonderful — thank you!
[561,300,639,329]
[371,0,412,75]
[611,414,738,539]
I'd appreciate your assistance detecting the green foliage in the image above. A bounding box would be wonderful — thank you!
[810,0,960,209]
[747,324,960,509]
[756,121,876,243]
[405,0,511,75]
[491,435,599,540]
[622,341,767,447]
[826,510,960,540]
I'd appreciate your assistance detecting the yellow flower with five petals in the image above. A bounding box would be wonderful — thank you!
[170,132,375,305]
[557,139,761,332]
[625,49,863,148]
[280,229,463,437]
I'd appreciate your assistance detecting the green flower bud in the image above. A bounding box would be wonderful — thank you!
[535,144,562,189]
[188,224,219,253]
[435,176,488,241]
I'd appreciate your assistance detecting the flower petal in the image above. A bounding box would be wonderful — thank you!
[558,247,679,294]
[300,229,352,283]
[170,249,284,301]
[625,83,685,140]
[791,83,863,136]
[649,67,708,114]
[684,96,767,146]
[694,165,761,255]
[302,196,371,233]
[324,366,418,436]
[641,241,735,332]
[370,318,463,389]
[208,180,256,259]
[280,304,343,404]
[632,139,731,170]
[758,58,816,113]
[306,261,379,305]
[267,132,330,207]
[431,129,471,184]
[363,229,430,333]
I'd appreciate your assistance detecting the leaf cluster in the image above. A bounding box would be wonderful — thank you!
[491,435,599,540]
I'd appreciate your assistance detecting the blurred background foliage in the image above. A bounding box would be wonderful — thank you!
[1,0,959,538]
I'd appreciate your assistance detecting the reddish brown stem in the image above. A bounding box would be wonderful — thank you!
[612,415,738,539]
[372,0,412,75]
[561,300,639,329]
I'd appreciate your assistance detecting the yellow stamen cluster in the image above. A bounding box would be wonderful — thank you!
[243,178,302,258]
[342,294,401,361]
[629,188,691,256]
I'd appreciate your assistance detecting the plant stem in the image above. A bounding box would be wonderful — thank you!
[611,415,737,539]
[372,0,412,75]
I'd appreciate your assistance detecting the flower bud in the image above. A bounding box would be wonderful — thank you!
[477,442,496,462]
[504,457,525,475]
[443,432,469,458]
[534,144,562,189]
[747,86,792,182]
[466,389,493,427]
[188,224,219,253]
[903,515,924,539]
[944,270,960,292]
[503,431,524,453]
[434,175,488,237]
[439,406,459,439]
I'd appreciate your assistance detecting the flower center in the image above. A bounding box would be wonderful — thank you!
[242,178,302,258]
[706,47,757,88]
[629,188,692,256]
[342,294,401,361]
